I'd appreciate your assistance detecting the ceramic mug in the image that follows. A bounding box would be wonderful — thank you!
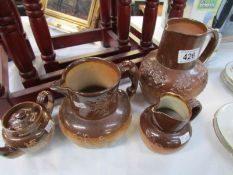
[140,92,201,153]
[0,91,54,158]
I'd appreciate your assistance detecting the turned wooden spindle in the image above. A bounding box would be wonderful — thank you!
[141,0,159,48]
[0,37,8,56]
[117,0,131,49]
[168,0,187,18]
[23,0,55,62]
[9,0,35,60]
[100,0,111,47]
[0,0,38,80]
[0,84,4,97]
[111,0,117,33]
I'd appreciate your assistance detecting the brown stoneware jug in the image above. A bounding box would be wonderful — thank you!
[140,92,202,153]
[51,57,139,148]
[0,91,54,158]
[139,18,220,104]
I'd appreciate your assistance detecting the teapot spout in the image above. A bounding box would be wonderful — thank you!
[0,146,24,158]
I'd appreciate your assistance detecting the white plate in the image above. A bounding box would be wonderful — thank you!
[221,72,233,91]
[213,103,233,154]
[224,62,233,84]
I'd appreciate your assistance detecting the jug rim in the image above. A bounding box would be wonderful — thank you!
[157,92,192,122]
[165,18,208,37]
[58,57,121,97]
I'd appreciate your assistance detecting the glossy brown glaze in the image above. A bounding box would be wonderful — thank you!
[139,92,199,153]
[140,107,192,153]
[0,91,54,158]
[51,57,138,147]
[140,49,208,103]
[59,90,131,147]
[139,18,219,104]
[157,18,219,68]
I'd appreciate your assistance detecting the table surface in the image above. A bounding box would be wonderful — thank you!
[1,17,233,175]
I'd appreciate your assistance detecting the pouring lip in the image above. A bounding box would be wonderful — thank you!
[54,57,121,97]
[1,102,43,135]
[165,17,208,37]
[158,92,192,121]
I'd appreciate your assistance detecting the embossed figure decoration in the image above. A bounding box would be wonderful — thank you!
[139,18,219,104]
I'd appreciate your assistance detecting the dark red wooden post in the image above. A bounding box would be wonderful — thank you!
[9,0,35,60]
[111,0,117,33]
[117,0,131,49]
[0,37,8,56]
[23,0,56,62]
[168,0,187,18]
[141,0,159,48]
[0,0,38,80]
[100,0,111,47]
[0,84,4,97]
[0,87,12,117]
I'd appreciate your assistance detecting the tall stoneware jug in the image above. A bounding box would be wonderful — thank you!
[139,18,219,104]
[51,58,139,148]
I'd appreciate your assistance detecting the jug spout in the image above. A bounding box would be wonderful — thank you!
[50,80,70,97]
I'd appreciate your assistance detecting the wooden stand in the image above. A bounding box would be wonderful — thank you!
[0,0,186,117]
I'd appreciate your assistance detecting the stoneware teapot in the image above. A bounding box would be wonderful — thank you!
[0,91,54,158]
[140,92,202,153]
[51,57,139,148]
[139,18,220,104]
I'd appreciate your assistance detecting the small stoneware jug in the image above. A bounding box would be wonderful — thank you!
[51,57,139,148]
[139,18,220,104]
[0,91,54,158]
[140,92,201,153]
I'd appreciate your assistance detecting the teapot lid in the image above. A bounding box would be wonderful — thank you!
[2,103,42,135]
[8,107,40,131]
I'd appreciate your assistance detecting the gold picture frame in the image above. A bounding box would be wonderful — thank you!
[41,0,100,33]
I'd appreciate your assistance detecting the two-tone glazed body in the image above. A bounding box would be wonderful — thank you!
[0,91,54,158]
[139,18,219,104]
[51,58,139,147]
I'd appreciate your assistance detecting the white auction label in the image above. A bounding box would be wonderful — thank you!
[179,132,190,144]
[45,120,54,133]
[178,48,200,64]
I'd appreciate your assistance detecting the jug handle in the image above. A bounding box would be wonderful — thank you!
[36,91,54,114]
[199,29,220,63]
[188,98,202,121]
[118,60,139,99]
